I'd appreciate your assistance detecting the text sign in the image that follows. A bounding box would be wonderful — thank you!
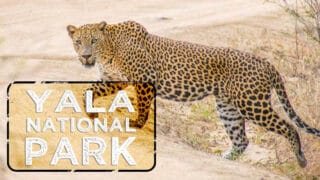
[7,82,155,171]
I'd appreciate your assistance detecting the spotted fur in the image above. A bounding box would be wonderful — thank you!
[67,20,320,167]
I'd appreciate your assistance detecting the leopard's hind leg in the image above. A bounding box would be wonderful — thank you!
[215,96,249,159]
[236,93,307,168]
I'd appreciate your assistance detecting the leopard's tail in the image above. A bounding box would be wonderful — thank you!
[270,65,320,137]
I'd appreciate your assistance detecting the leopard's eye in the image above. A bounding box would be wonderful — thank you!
[76,39,81,45]
[91,38,97,44]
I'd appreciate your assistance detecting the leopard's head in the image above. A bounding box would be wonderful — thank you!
[67,21,108,68]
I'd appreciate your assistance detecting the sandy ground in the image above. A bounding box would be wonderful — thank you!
[0,0,291,179]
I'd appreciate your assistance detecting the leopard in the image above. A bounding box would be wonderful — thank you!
[67,20,320,168]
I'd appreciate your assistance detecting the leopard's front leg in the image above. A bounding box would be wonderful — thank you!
[130,83,155,128]
[83,82,129,118]
[83,82,154,129]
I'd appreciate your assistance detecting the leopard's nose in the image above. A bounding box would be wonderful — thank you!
[82,54,92,60]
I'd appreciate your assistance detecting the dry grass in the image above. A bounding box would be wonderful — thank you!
[157,10,320,178]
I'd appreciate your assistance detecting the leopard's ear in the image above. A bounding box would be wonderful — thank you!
[67,25,77,37]
[98,21,107,31]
